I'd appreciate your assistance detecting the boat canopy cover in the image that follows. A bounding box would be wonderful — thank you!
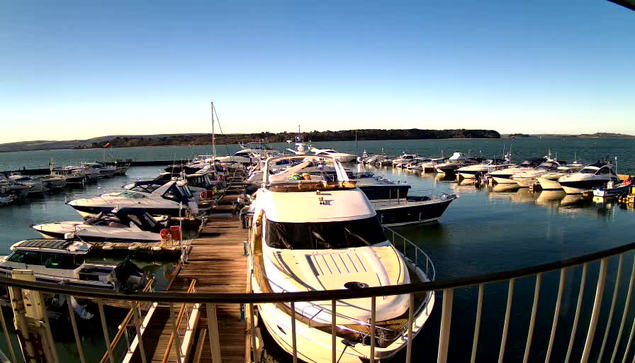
[12,239,91,254]
[265,217,385,249]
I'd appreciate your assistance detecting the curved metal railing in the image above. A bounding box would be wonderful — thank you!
[1,241,635,363]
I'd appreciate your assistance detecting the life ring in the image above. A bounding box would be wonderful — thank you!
[160,229,171,240]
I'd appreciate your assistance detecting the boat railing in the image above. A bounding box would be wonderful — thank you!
[3,242,635,363]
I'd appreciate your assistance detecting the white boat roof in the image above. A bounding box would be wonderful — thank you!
[11,240,92,254]
[257,188,376,223]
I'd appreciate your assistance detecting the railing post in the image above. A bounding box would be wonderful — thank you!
[249,303,259,363]
[437,288,454,363]
[169,302,183,363]
[565,263,588,363]
[290,302,298,363]
[581,258,609,363]
[599,254,624,361]
[370,296,376,363]
[546,268,567,363]
[610,257,635,363]
[98,299,115,363]
[498,278,515,363]
[332,299,337,363]
[132,302,147,363]
[206,303,222,363]
[67,295,87,363]
[406,293,415,363]
[0,296,18,363]
[522,274,541,363]
[470,284,484,363]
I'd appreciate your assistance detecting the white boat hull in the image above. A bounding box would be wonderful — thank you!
[256,291,434,363]
[537,177,562,190]
[492,176,518,185]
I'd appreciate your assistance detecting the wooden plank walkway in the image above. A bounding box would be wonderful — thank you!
[131,216,250,363]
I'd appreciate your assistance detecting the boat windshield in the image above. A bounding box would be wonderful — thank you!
[120,191,146,199]
[580,168,599,174]
[265,217,386,249]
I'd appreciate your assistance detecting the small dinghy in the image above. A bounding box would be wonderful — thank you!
[593,179,633,198]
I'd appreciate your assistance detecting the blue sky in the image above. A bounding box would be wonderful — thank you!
[1,0,633,143]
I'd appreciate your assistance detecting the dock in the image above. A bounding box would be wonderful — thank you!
[109,215,251,363]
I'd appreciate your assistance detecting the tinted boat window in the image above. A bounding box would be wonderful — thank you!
[266,217,386,249]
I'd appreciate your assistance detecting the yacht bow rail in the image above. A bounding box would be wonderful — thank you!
[2,242,635,362]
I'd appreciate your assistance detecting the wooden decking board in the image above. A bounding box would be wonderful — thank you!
[126,216,250,363]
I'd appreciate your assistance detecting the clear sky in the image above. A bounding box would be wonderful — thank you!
[1,0,633,143]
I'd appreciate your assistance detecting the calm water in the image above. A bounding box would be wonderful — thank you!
[2,138,635,173]
[1,140,634,361]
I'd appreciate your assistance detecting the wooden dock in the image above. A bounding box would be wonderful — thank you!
[126,216,251,363]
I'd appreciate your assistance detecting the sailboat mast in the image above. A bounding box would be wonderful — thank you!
[211,101,216,162]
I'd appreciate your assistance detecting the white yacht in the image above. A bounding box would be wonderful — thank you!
[391,153,418,168]
[250,156,435,363]
[559,162,619,194]
[32,209,164,243]
[310,147,358,163]
[9,174,46,195]
[512,160,565,188]
[536,163,585,190]
[490,158,545,185]
[0,240,148,291]
[435,152,478,175]
[68,180,199,218]
[457,159,514,180]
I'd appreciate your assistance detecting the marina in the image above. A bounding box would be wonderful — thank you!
[1,136,635,362]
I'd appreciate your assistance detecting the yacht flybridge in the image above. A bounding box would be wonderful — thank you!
[67,179,199,218]
[249,156,435,363]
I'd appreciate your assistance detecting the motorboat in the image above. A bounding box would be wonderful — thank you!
[490,158,546,185]
[38,174,68,191]
[391,153,418,168]
[559,162,619,195]
[457,159,514,180]
[0,193,13,206]
[420,158,446,173]
[593,179,633,198]
[536,163,585,190]
[8,174,46,195]
[372,194,456,227]
[81,162,117,178]
[435,152,478,175]
[310,147,358,163]
[51,166,86,185]
[249,155,435,363]
[512,160,565,188]
[32,208,165,243]
[0,240,149,291]
[67,179,199,218]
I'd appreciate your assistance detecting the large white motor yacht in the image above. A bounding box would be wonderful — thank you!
[68,179,199,218]
[457,159,514,180]
[512,160,566,188]
[489,158,546,185]
[559,162,619,194]
[536,163,585,190]
[250,156,435,363]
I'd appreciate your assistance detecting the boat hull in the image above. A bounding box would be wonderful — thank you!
[373,195,456,227]
[537,177,562,190]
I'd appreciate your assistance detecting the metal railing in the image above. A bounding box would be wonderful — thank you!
[1,241,635,362]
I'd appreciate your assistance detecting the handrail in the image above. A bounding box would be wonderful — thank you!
[1,241,634,303]
[162,280,197,363]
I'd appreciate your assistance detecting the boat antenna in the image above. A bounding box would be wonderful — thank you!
[211,101,216,163]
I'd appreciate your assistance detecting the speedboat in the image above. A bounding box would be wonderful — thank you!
[593,179,633,198]
[457,159,514,180]
[81,162,117,178]
[536,163,585,190]
[435,152,478,175]
[311,147,358,163]
[0,240,148,291]
[51,166,86,185]
[420,158,446,173]
[9,174,46,195]
[391,153,418,168]
[250,155,435,363]
[490,158,545,185]
[67,179,199,218]
[559,162,619,195]
[512,160,565,188]
[32,208,165,243]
